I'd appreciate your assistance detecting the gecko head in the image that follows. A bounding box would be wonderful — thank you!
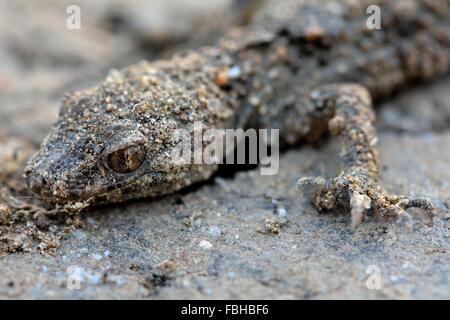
[23,84,201,206]
[24,58,222,206]
[24,119,150,205]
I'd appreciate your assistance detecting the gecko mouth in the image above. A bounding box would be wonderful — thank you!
[25,165,163,205]
[24,164,102,202]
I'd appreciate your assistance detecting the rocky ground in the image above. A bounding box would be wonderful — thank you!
[0,0,449,299]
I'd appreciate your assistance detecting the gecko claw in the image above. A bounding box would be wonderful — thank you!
[349,190,371,227]
[297,174,435,226]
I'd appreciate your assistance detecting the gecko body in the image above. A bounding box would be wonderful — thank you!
[24,0,450,221]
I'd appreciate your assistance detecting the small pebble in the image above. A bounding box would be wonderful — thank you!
[85,272,103,285]
[389,275,405,284]
[276,207,287,217]
[155,260,176,274]
[303,25,325,42]
[73,230,86,240]
[207,226,221,238]
[199,239,213,249]
[91,253,103,261]
[215,70,229,87]
[79,247,89,254]
[228,66,241,79]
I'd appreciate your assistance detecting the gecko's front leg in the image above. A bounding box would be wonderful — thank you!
[297,84,434,226]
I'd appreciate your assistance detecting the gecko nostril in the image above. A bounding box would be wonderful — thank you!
[26,171,48,192]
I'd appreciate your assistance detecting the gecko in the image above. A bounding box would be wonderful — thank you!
[24,0,450,225]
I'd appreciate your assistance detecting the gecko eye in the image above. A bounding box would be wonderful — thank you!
[106,144,146,173]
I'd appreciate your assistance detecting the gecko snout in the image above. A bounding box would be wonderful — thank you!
[24,167,49,194]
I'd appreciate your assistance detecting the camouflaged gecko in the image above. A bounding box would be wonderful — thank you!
[24,0,450,224]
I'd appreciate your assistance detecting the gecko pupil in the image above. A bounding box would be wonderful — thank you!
[107,145,145,173]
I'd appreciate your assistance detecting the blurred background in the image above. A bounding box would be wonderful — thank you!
[0,0,250,144]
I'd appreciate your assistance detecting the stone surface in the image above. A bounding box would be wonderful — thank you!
[0,1,448,299]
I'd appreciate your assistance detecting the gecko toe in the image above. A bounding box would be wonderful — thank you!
[297,173,435,226]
